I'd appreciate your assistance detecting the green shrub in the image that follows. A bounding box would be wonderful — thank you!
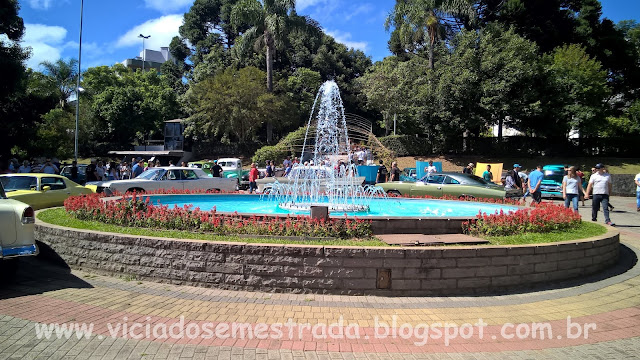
[252,126,307,165]
[379,135,430,156]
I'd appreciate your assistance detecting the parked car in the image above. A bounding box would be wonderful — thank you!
[0,174,92,210]
[400,167,418,182]
[86,167,237,195]
[189,161,215,176]
[377,172,519,199]
[60,164,89,184]
[0,179,38,276]
[217,158,251,189]
[540,165,564,199]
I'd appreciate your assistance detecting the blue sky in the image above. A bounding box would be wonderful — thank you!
[17,0,640,71]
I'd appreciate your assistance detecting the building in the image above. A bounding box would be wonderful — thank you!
[121,47,172,72]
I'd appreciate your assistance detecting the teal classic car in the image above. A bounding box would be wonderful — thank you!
[540,165,565,199]
[378,172,517,199]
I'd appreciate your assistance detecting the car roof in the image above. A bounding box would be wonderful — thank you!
[217,158,240,162]
[0,173,66,178]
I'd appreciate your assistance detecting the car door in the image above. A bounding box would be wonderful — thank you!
[164,169,186,191]
[410,175,444,197]
[441,175,465,198]
[180,169,201,191]
[40,176,71,207]
[0,200,18,246]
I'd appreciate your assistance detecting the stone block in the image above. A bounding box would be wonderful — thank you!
[204,252,225,263]
[224,274,262,286]
[282,266,322,277]
[323,268,364,278]
[302,278,339,289]
[507,247,535,256]
[205,263,243,274]
[403,249,443,259]
[303,257,343,267]
[392,279,421,290]
[475,248,508,257]
[422,258,456,268]
[342,279,375,290]
[491,256,520,266]
[245,264,284,276]
[442,249,476,258]
[362,248,405,258]
[420,279,457,290]
[533,245,559,254]
[557,259,578,270]
[185,260,207,272]
[519,254,546,264]
[402,267,441,279]
[491,275,522,287]
[324,247,364,258]
[457,278,490,288]
[343,258,384,268]
[521,273,546,283]
[565,250,585,260]
[456,257,490,267]
[283,245,323,257]
[441,268,476,278]
[575,257,593,267]
[545,252,568,262]
[384,258,422,268]
[534,262,557,273]
[243,244,286,255]
[475,266,507,277]
[507,264,534,275]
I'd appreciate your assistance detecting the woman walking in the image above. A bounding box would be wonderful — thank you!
[562,166,583,212]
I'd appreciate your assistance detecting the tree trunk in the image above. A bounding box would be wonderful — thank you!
[265,32,274,144]
[498,116,503,142]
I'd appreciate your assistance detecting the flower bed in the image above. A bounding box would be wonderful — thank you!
[63,193,372,239]
[464,203,582,236]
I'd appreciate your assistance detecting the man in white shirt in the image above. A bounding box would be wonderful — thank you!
[635,171,640,212]
[425,160,437,176]
[585,163,614,226]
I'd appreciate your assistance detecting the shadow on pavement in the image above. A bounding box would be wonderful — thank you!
[0,254,93,301]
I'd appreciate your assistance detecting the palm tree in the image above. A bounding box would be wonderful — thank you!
[386,0,475,69]
[40,58,78,108]
[231,0,320,143]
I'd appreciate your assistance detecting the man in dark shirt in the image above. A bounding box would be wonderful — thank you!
[85,159,98,182]
[210,160,223,177]
[462,162,474,174]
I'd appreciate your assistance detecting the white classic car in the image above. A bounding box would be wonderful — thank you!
[0,180,38,276]
[87,167,237,195]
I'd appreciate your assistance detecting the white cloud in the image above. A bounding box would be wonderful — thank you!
[22,23,68,69]
[144,0,193,13]
[297,0,326,12]
[115,15,183,51]
[28,0,53,10]
[325,30,368,51]
[343,3,373,21]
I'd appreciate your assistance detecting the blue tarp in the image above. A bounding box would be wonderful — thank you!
[356,165,378,184]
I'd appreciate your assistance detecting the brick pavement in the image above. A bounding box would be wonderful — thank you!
[1,198,640,359]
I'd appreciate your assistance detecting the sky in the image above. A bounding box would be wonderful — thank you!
[16,0,640,71]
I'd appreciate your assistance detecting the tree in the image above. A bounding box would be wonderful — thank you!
[231,0,321,142]
[386,0,475,69]
[543,44,609,137]
[185,66,294,143]
[40,58,78,108]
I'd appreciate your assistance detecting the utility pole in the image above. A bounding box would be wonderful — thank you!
[74,0,84,162]
[138,34,150,72]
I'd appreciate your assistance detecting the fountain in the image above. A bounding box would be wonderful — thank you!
[262,81,385,212]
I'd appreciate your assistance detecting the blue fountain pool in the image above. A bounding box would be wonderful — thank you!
[143,194,519,218]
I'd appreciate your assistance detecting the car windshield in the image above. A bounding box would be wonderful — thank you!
[544,174,564,183]
[136,169,165,180]
[218,161,236,168]
[0,176,38,192]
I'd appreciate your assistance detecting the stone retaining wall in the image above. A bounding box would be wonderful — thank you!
[35,222,620,296]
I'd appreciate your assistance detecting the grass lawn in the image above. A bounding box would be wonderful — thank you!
[483,221,608,246]
[37,208,388,247]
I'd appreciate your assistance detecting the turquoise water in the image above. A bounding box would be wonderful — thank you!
[144,194,518,218]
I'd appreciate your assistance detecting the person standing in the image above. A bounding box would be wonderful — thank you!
[389,162,401,182]
[265,160,274,177]
[131,160,145,178]
[210,160,223,178]
[41,159,59,174]
[107,162,120,180]
[96,161,106,181]
[528,165,544,204]
[585,163,614,226]
[562,166,582,212]
[482,164,493,183]
[635,171,640,212]
[18,160,31,173]
[425,160,437,176]
[462,162,474,174]
[248,163,259,193]
[576,167,586,206]
[85,159,98,182]
[120,162,131,179]
[376,160,388,183]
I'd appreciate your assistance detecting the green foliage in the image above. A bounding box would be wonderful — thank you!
[186,66,294,144]
[252,126,306,164]
[36,108,75,158]
[39,58,78,108]
[379,135,430,157]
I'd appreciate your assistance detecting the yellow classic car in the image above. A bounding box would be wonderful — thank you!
[0,174,92,210]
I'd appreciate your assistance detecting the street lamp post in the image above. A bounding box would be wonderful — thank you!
[74,0,84,162]
[138,34,150,72]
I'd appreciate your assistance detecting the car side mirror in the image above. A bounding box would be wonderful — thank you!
[42,185,51,192]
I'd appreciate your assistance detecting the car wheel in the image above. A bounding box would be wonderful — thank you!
[387,190,402,197]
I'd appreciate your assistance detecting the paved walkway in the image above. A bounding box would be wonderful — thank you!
[1,197,639,359]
